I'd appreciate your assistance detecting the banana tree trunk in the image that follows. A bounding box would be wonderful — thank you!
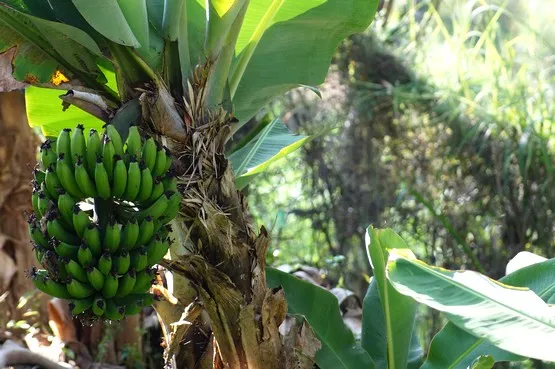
[142,86,319,369]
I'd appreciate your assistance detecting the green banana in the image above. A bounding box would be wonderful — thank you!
[67,276,95,298]
[56,154,85,198]
[136,192,170,221]
[64,258,88,283]
[121,219,139,250]
[29,223,49,248]
[69,297,94,315]
[40,139,57,169]
[159,191,181,224]
[94,156,111,199]
[106,124,124,157]
[146,177,165,205]
[132,268,155,294]
[46,211,80,245]
[123,157,141,201]
[71,124,87,167]
[115,293,155,313]
[112,155,128,198]
[45,166,62,200]
[56,128,72,167]
[32,188,40,216]
[86,129,101,178]
[92,296,106,316]
[37,192,50,218]
[31,270,72,299]
[77,243,93,266]
[103,222,120,253]
[152,147,167,177]
[104,300,125,321]
[116,268,136,297]
[85,265,105,291]
[57,190,76,227]
[162,172,177,192]
[102,135,116,182]
[130,247,148,271]
[142,137,157,172]
[136,216,154,246]
[34,168,46,186]
[123,299,142,315]
[83,223,102,256]
[98,252,112,275]
[163,147,172,172]
[72,204,90,238]
[74,157,98,198]
[125,126,142,160]
[41,181,55,201]
[102,271,118,298]
[34,245,46,263]
[53,240,79,260]
[114,250,131,274]
[146,236,170,266]
[135,162,153,203]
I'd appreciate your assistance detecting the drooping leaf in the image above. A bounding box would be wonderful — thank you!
[231,0,379,124]
[117,0,149,51]
[422,258,555,369]
[362,227,418,369]
[266,267,375,369]
[387,254,555,363]
[71,0,140,47]
[229,118,308,189]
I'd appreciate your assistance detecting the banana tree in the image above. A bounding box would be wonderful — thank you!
[0,0,378,367]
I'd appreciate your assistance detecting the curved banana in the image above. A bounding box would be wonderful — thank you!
[40,139,58,170]
[130,247,148,271]
[83,224,102,257]
[146,236,170,267]
[67,276,95,298]
[45,167,62,200]
[152,147,167,178]
[136,216,154,246]
[102,135,116,182]
[125,126,142,160]
[121,220,139,250]
[34,168,46,186]
[162,172,177,192]
[102,271,119,298]
[37,192,50,218]
[56,154,85,198]
[74,158,98,198]
[159,191,181,224]
[85,265,105,291]
[31,270,72,299]
[32,188,40,216]
[46,212,80,245]
[86,129,102,178]
[72,204,90,238]
[104,300,125,321]
[57,190,76,228]
[112,155,128,198]
[142,137,157,172]
[106,124,124,156]
[146,177,164,205]
[123,157,141,201]
[77,243,93,266]
[54,240,79,260]
[56,128,72,167]
[69,297,94,315]
[117,268,136,297]
[114,250,131,274]
[135,163,153,202]
[29,224,49,248]
[136,192,170,221]
[98,252,113,275]
[94,156,111,199]
[92,296,106,316]
[64,258,89,283]
[71,124,87,167]
[132,268,155,294]
[103,222,121,253]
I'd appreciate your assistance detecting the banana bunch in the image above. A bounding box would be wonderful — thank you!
[29,124,180,321]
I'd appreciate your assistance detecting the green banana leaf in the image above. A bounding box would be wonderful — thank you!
[362,227,418,369]
[266,267,376,369]
[387,253,555,363]
[422,257,555,369]
[469,356,494,369]
[228,118,308,189]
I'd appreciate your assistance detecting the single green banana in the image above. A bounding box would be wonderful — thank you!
[112,155,128,198]
[159,191,181,224]
[57,190,76,227]
[162,172,177,192]
[45,166,62,200]
[64,258,89,283]
[114,250,131,274]
[102,135,116,182]
[106,124,124,157]
[29,224,49,248]
[40,139,57,169]
[69,297,94,315]
[53,240,79,260]
[146,236,170,266]
[123,157,141,201]
[125,126,142,160]
[92,296,106,316]
[41,181,55,202]
[31,270,72,299]
[142,137,157,172]
[94,156,111,199]
[116,268,136,297]
[32,188,40,216]
[37,192,50,218]
[34,168,46,186]
[152,147,167,177]
[74,157,98,198]
[104,300,125,321]
[146,177,165,205]
[77,243,93,266]
[56,128,72,167]
[121,219,139,250]
[163,147,172,172]
[46,211,80,244]
[130,247,148,271]
[101,271,118,298]
[71,124,87,167]
[132,268,155,294]
[83,223,102,257]
[67,276,95,298]
[135,163,153,202]
[98,252,113,275]
[72,204,90,238]
[136,192,170,221]
[85,265,105,291]
[86,129,102,178]
[34,245,46,263]
[136,216,154,246]
[103,222,121,253]
[56,154,85,198]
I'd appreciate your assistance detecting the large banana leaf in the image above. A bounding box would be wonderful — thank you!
[266,267,375,369]
[422,257,555,369]
[387,253,555,362]
[362,227,418,369]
